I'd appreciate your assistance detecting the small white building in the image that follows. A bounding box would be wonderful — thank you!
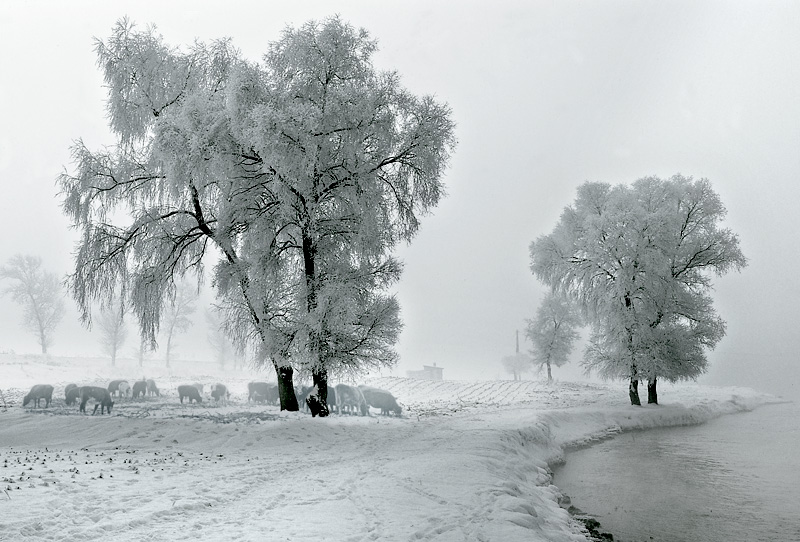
[406,363,444,381]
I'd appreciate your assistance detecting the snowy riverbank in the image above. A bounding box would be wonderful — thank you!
[0,355,780,541]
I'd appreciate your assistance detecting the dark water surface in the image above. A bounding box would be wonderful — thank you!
[552,402,800,542]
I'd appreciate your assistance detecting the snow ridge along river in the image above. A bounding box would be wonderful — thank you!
[0,355,780,541]
[553,400,800,542]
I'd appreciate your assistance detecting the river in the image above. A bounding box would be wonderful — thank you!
[552,401,800,542]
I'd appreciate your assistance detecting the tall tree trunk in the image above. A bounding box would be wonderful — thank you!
[275,363,299,411]
[39,324,47,355]
[165,334,172,368]
[647,377,658,405]
[629,376,641,406]
[547,361,552,383]
[302,230,327,416]
[625,314,641,405]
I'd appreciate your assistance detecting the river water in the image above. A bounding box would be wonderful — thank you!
[552,401,800,542]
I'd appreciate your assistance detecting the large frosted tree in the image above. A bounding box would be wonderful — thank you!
[530,175,746,405]
[0,255,65,354]
[59,17,455,412]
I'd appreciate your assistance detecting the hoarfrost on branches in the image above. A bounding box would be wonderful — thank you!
[59,16,456,411]
[530,175,746,404]
[0,255,65,355]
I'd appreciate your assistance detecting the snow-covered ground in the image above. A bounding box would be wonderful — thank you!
[0,354,780,541]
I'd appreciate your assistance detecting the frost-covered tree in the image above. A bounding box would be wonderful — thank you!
[97,300,127,366]
[58,17,455,413]
[530,175,746,405]
[161,283,197,368]
[206,307,238,369]
[501,331,532,380]
[132,335,153,368]
[0,255,65,354]
[526,291,581,382]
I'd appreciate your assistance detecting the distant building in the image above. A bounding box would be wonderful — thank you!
[406,363,444,381]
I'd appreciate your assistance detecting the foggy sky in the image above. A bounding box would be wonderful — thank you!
[1,1,798,394]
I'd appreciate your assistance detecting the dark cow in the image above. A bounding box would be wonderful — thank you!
[248,382,278,404]
[64,383,80,406]
[296,384,337,413]
[178,385,203,404]
[146,379,160,397]
[359,386,403,417]
[131,380,147,399]
[107,380,129,397]
[23,384,54,408]
[304,385,329,417]
[210,383,230,404]
[79,386,114,415]
[335,383,368,416]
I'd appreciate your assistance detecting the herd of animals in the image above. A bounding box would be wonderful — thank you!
[20,380,403,417]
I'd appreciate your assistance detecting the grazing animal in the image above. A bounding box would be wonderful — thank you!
[178,385,203,404]
[335,383,368,416]
[131,380,147,399]
[146,379,160,397]
[210,383,230,404]
[79,386,114,415]
[248,382,278,404]
[23,384,54,408]
[118,381,131,398]
[107,380,129,397]
[359,386,403,417]
[64,383,80,406]
[326,385,337,414]
[296,384,337,413]
[295,385,312,409]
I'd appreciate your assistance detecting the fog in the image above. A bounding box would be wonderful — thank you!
[1,1,798,396]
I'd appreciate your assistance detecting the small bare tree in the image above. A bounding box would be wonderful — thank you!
[162,283,198,367]
[0,255,65,354]
[97,301,127,366]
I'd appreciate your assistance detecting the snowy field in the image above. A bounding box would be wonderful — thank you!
[0,354,780,541]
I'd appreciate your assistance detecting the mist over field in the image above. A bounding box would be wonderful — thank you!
[2,5,799,540]
[1,2,799,400]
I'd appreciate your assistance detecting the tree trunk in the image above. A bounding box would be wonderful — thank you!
[165,335,172,368]
[647,377,658,405]
[275,364,299,411]
[547,362,552,383]
[629,376,641,406]
[39,326,47,355]
[311,369,330,417]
